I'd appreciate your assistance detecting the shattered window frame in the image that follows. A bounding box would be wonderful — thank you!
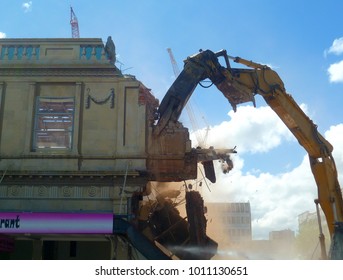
[32,97,75,150]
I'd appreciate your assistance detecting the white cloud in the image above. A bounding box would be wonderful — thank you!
[328,60,343,83]
[22,1,32,13]
[193,105,343,239]
[0,32,6,38]
[325,123,343,183]
[192,105,294,154]
[203,152,316,240]
[328,37,343,56]
[326,37,343,83]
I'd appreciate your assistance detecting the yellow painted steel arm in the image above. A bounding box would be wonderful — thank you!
[218,56,343,236]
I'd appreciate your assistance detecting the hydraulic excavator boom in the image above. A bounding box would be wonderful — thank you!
[154,49,343,259]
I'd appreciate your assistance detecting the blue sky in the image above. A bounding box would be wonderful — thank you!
[1,1,343,241]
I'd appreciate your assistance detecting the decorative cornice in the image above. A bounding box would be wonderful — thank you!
[0,185,113,200]
[0,172,148,187]
[0,68,122,77]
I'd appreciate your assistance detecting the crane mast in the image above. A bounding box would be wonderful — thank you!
[70,7,80,38]
[167,48,181,77]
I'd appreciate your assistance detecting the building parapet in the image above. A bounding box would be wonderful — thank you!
[0,38,111,66]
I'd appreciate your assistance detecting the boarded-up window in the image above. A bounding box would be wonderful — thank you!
[33,97,74,149]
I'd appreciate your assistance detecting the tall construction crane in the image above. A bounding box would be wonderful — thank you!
[70,7,80,38]
[166,48,210,148]
[167,48,181,78]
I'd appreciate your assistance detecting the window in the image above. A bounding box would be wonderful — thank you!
[33,97,74,150]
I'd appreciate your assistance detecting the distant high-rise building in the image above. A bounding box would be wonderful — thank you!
[298,210,328,231]
[297,210,331,259]
[206,202,252,244]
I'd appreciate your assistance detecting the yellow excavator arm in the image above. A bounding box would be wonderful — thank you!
[155,49,343,258]
[218,55,343,237]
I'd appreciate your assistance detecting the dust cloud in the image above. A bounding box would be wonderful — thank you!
[145,179,316,260]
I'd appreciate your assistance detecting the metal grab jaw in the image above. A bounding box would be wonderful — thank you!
[195,147,236,183]
[214,72,257,112]
[210,51,257,112]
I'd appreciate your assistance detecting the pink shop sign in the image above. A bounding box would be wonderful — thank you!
[0,212,114,234]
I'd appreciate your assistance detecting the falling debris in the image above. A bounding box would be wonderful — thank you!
[185,190,218,259]
[132,185,217,259]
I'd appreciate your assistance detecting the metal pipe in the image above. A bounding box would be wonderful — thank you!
[315,199,327,259]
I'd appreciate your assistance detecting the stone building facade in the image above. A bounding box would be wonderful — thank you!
[0,38,198,259]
